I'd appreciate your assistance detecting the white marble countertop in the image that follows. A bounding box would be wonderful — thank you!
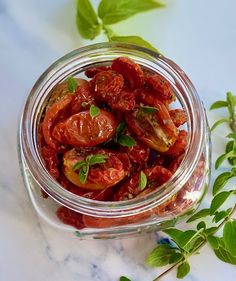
[1,0,236,280]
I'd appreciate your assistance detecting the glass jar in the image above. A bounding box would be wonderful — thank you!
[18,43,211,239]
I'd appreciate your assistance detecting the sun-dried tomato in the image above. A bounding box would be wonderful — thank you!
[41,145,60,179]
[108,89,136,111]
[169,109,187,127]
[165,130,188,156]
[57,206,84,229]
[111,57,144,89]
[85,66,112,78]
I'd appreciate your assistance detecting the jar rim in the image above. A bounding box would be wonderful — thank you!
[19,42,206,217]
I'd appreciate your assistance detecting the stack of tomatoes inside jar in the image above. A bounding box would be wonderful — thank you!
[39,57,188,229]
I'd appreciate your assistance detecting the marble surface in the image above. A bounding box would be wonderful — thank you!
[0,0,236,280]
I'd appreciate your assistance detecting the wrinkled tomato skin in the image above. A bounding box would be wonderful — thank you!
[165,130,188,156]
[108,89,136,112]
[114,165,172,201]
[57,206,85,229]
[169,109,187,127]
[63,149,130,190]
[85,66,112,78]
[91,70,124,102]
[52,109,117,147]
[121,135,150,165]
[145,74,175,104]
[111,57,144,89]
[42,94,74,149]
[41,146,60,179]
[125,104,178,153]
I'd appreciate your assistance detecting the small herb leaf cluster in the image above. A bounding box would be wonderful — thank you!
[73,154,107,183]
[76,0,163,52]
[114,122,136,147]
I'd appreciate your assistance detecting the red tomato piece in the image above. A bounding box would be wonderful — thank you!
[167,153,185,173]
[83,210,152,228]
[41,146,60,179]
[145,74,175,104]
[52,109,117,147]
[91,70,124,102]
[165,130,188,156]
[169,109,187,127]
[70,79,93,113]
[57,206,85,229]
[63,149,130,190]
[114,165,173,201]
[111,57,144,89]
[125,103,178,152]
[85,66,112,78]
[42,94,74,149]
[108,89,136,111]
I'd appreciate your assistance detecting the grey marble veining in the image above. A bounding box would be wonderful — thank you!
[1,0,236,280]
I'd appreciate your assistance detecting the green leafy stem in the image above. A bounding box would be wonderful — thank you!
[76,0,164,52]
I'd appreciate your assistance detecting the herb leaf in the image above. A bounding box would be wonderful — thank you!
[210,118,228,131]
[140,105,158,114]
[118,135,136,147]
[215,151,235,169]
[223,220,236,257]
[86,154,107,165]
[109,35,158,53]
[207,235,220,249]
[98,0,164,25]
[73,160,86,171]
[146,244,179,267]
[214,245,236,265]
[210,191,231,215]
[79,167,88,183]
[212,172,232,196]
[89,104,100,117]
[176,261,190,279]
[186,208,210,223]
[119,277,131,281]
[76,0,101,40]
[163,228,184,248]
[67,76,78,93]
[139,171,147,190]
[226,141,236,165]
[210,100,228,110]
[213,209,232,223]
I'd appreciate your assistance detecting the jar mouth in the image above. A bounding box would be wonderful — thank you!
[19,42,205,217]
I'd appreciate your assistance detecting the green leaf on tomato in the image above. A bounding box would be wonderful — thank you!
[67,76,78,93]
[89,104,100,117]
[139,171,147,190]
[118,135,136,147]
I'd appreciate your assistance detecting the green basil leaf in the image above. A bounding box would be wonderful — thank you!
[73,160,86,171]
[140,105,158,114]
[223,220,236,257]
[210,191,231,215]
[119,277,131,281]
[118,135,136,147]
[210,118,228,131]
[76,0,101,39]
[207,235,220,250]
[213,172,232,196]
[87,154,107,165]
[146,244,178,267]
[215,151,235,169]
[163,228,184,248]
[139,171,147,190]
[67,76,78,93]
[227,133,236,140]
[213,209,232,223]
[176,261,190,279]
[210,100,228,110]
[178,230,203,252]
[79,167,87,183]
[98,0,164,25]
[204,227,218,236]
[226,141,236,165]
[226,92,236,115]
[109,35,158,53]
[89,105,100,117]
[169,252,183,264]
[214,245,236,265]
[186,208,210,223]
